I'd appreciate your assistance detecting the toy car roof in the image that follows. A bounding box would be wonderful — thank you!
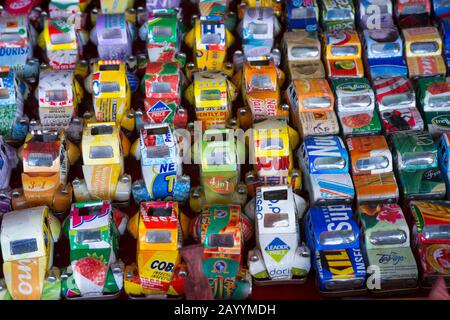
[38,69,74,107]
[139,123,176,166]
[403,27,441,43]
[82,122,122,165]
[409,200,450,231]
[69,200,112,231]
[391,131,437,154]
[201,129,237,170]
[303,136,348,173]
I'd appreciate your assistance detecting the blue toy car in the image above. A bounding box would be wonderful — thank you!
[438,132,450,198]
[439,18,450,71]
[286,0,319,31]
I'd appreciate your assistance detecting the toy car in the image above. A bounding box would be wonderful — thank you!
[11,130,80,213]
[332,77,381,137]
[358,203,418,293]
[0,206,61,300]
[130,123,190,203]
[282,31,325,81]
[90,13,136,61]
[124,201,186,298]
[190,128,247,212]
[358,0,394,29]
[246,185,310,283]
[323,30,364,78]
[416,76,450,135]
[185,71,237,130]
[409,200,450,288]
[0,67,29,144]
[72,122,132,205]
[197,0,231,16]
[100,0,134,13]
[305,205,366,295]
[373,76,424,134]
[184,16,234,77]
[395,0,431,28]
[402,27,446,78]
[285,78,338,137]
[34,69,84,142]
[136,61,187,129]
[300,135,355,205]
[61,200,128,299]
[347,135,399,203]
[320,0,355,31]
[285,0,319,31]
[440,18,450,71]
[434,0,450,19]
[246,118,301,194]
[362,27,408,79]
[48,0,86,30]
[438,132,450,198]
[0,137,18,214]
[239,0,283,17]
[191,204,251,299]
[391,131,446,201]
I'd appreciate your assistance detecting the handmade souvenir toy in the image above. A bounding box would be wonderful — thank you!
[395,0,431,28]
[320,0,355,31]
[358,0,394,29]
[391,131,446,201]
[285,0,319,31]
[197,0,231,16]
[238,0,282,17]
[0,206,61,300]
[347,135,399,203]
[48,0,86,30]
[61,201,128,299]
[440,18,450,71]
[0,137,18,215]
[438,132,450,198]
[300,135,355,205]
[305,205,367,295]
[72,122,132,205]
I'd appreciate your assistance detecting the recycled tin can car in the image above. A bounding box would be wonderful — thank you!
[402,27,447,78]
[358,0,394,30]
[391,131,446,201]
[0,67,29,144]
[197,0,230,16]
[362,27,408,79]
[246,118,301,193]
[90,13,136,61]
[72,122,132,205]
[439,18,450,71]
[305,205,367,295]
[433,0,450,19]
[0,137,18,215]
[146,0,180,11]
[358,203,418,293]
[438,132,450,198]
[124,201,186,298]
[323,30,364,78]
[409,200,450,288]
[48,0,86,30]
[282,31,325,81]
[190,128,247,212]
[238,0,282,17]
[395,0,431,28]
[296,111,340,138]
[0,206,61,300]
[130,123,190,203]
[320,0,355,31]
[347,135,399,203]
[332,77,381,137]
[285,0,319,31]
[300,135,355,205]
[247,185,311,284]
[12,130,80,213]
[191,204,252,299]
[61,201,128,299]
[184,71,237,130]
[100,0,134,13]
[184,15,234,76]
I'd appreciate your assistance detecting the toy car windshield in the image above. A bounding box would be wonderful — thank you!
[291,46,319,58]
[401,152,434,167]
[264,213,289,228]
[10,238,38,255]
[356,156,389,171]
[207,151,231,165]
[326,9,353,20]
[99,82,121,93]
[78,205,103,216]
[319,230,355,246]
[102,28,123,40]
[76,229,103,243]
[369,229,407,246]
[151,82,172,93]
[250,75,275,90]
[263,188,288,200]
[200,89,222,101]
[28,153,54,167]
[0,31,22,42]
[89,146,114,159]
[341,95,371,109]
[292,7,316,19]
[146,230,172,243]
[429,94,450,109]
[46,89,69,103]
[0,88,9,99]
[31,133,59,142]
[303,97,331,109]
[248,22,269,35]
[381,92,414,107]
[401,4,427,14]
[371,43,401,55]
[331,45,358,56]
[201,33,221,44]
[208,233,235,247]
[313,157,346,171]
[325,277,365,290]
[148,206,172,217]
[422,225,450,241]
[91,125,113,135]
[153,26,172,38]
[51,33,72,45]
[260,138,284,150]
[410,41,439,54]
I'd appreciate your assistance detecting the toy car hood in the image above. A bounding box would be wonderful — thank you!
[95,13,128,47]
[38,69,74,108]
[144,62,180,100]
[0,67,17,107]
[396,0,430,15]
[323,0,355,21]
[146,9,178,45]
[22,131,62,174]
[92,60,127,99]
[403,27,442,57]
[359,203,411,250]
[333,78,374,113]
[195,16,226,51]
[325,30,362,59]
[242,6,274,41]
[68,201,113,250]
[373,76,415,110]
[364,28,403,59]
[252,120,290,160]
[347,135,393,175]
[284,31,321,62]
[82,122,122,166]
[43,18,77,51]
[286,0,319,30]
[138,123,177,167]
[244,58,278,94]
[423,79,450,111]
[409,200,450,244]
[288,79,334,113]
[138,201,179,252]
[201,129,237,173]
[193,71,228,106]
[302,135,349,174]
[0,15,29,48]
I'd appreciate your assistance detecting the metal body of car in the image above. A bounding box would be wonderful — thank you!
[391,131,446,201]
[48,0,86,30]
[373,76,424,134]
[433,0,450,19]
[358,0,394,30]
[402,27,446,78]
[73,122,132,204]
[332,77,381,137]
[323,30,364,78]
[395,0,431,28]
[282,31,325,81]
[197,0,230,16]
[440,18,450,71]
[347,135,399,203]
[320,0,355,31]
[362,27,408,79]
[438,132,450,198]
[61,201,128,298]
[285,0,319,31]
[300,135,354,205]
[0,206,61,300]
[100,0,134,13]
[130,123,190,204]
[247,185,310,283]
[305,205,366,294]
[146,0,180,11]
[358,203,418,292]
[0,137,18,214]
[409,200,450,287]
